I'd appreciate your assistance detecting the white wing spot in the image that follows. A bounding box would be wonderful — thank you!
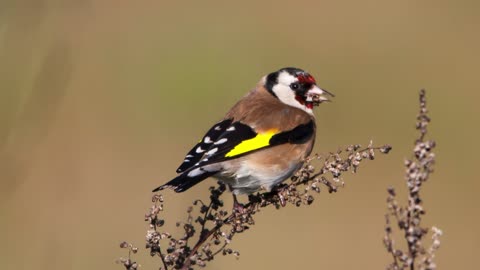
[204,136,212,143]
[196,146,205,153]
[226,126,236,131]
[183,159,190,163]
[214,138,228,145]
[186,155,194,158]
[206,148,218,156]
[214,126,221,131]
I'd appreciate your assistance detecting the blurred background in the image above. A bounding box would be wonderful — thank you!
[1,0,479,269]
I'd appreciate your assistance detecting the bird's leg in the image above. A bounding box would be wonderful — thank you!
[272,184,288,207]
[226,184,245,213]
[232,193,245,213]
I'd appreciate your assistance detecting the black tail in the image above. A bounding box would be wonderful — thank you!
[152,168,218,193]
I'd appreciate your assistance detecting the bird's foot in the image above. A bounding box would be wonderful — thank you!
[271,184,289,207]
[232,195,247,214]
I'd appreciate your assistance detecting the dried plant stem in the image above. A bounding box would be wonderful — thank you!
[182,226,217,270]
[134,141,392,270]
[158,235,168,270]
[383,90,441,270]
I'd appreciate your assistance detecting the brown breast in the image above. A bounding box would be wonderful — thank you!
[224,84,315,133]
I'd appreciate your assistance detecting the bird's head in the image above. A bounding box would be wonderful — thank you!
[264,67,334,114]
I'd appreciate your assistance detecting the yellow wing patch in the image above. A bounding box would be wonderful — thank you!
[225,129,278,158]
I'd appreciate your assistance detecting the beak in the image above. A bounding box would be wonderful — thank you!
[306,85,335,103]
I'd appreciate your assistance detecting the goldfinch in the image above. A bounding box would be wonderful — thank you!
[153,67,333,195]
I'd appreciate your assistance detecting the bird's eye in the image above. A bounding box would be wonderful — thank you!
[290,83,299,90]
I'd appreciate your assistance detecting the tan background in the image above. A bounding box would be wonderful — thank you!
[1,0,479,269]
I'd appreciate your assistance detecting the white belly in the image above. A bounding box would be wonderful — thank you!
[215,159,303,195]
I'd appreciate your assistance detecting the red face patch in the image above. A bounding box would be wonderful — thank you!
[296,73,316,85]
[295,95,314,109]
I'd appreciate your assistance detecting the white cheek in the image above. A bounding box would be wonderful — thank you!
[272,85,296,106]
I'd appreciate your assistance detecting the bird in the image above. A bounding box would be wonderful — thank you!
[153,67,333,198]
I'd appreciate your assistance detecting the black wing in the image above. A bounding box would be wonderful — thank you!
[154,120,314,193]
[176,119,233,173]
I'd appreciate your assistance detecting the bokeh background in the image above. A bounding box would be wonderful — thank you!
[1,0,479,269]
